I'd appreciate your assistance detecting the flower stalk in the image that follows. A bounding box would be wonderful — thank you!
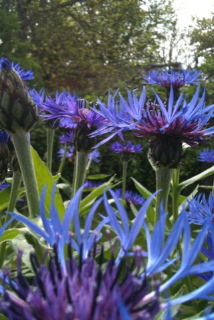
[155,166,173,217]
[10,131,40,217]
[72,150,89,197]
[46,127,55,172]
[122,160,128,200]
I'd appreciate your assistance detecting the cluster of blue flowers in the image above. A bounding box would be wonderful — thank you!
[1,58,214,319]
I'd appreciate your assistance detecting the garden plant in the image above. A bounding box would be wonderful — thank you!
[1,58,214,319]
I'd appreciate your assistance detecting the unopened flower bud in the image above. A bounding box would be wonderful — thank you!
[0,58,38,133]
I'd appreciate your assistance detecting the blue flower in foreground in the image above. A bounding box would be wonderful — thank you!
[104,189,214,305]
[183,193,214,225]
[198,149,214,163]
[0,58,34,82]
[110,141,143,154]
[143,69,201,89]
[90,88,146,147]
[115,189,145,206]
[0,248,160,320]
[6,186,108,272]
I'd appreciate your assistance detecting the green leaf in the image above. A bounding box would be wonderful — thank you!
[0,185,11,210]
[31,147,65,219]
[178,165,214,192]
[0,229,20,243]
[87,174,110,180]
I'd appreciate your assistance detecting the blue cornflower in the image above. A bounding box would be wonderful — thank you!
[0,130,9,144]
[6,186,108,272]
[88,149,100,163]
[0,57,34,82]
[110,141,143,154]
[29,88,45,108]
[90,88,146,147]
[198,149,214,163]
[58,146,75,161]
[143,69,201,89]
[182,193,214,225]
[115,188,145,206]
[0,248,161,320]
[135,86,214,167]
[0,183,10,191]
[59,130,74,144]
[104,189,214,305]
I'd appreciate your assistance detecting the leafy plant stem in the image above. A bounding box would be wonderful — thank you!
[57,143,69,176]
[171,168,180,223]
[7,170,22,212]
[155,167,173,220]
[10,131,40,217]
[122,160,128,200]
[72,151,89,197]
[46,127,55,172]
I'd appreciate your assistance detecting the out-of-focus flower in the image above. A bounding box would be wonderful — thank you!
[0,58,34,82]
[41,94,105,152]
[198,149,214,163]
[0,183,10,191]
[135,87,214,168]
[59,130,74,145]
[143,69,201,89]
[88,149,100,163]
[29,88,45,108]
[115,189,145,206]
[0,58,38,133]
[91,88,146,147]
[0,248,160,320]
[0,130,9,182]
[183,193,214,225]
[110,141,143,155]
[58,146,75,161]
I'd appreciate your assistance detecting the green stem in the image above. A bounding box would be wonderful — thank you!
[171,168,180,223]
[7,170,22,212]
[46,127,55,172]
[57,144,69,176]
[72,151,89,197]
[155,167,173,220]
[10,131,40,217]
[122,160,128,200]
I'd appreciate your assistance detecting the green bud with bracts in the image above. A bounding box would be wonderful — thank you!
[0,58,38,133]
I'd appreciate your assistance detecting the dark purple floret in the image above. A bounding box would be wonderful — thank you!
[0,249,160,320]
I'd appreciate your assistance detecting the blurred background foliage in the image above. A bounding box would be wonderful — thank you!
[1,0,214,194]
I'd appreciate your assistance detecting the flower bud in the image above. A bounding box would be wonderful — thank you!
[148,136,183,169]
[0,58,38,133]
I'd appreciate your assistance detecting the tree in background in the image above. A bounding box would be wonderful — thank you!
[0,0,177,95]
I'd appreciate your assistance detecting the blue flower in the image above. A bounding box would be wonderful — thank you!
[0,183,10,191]
[29,88,45,108]
[198,149,214,163]
[183,193,214,225]
[0,248,161,320]
[88,149,100,163]
[115,188,145,206]
[91,88,146,147]
[110,141,143,154]
[0,57,34,82]
[58,146,75,161]
[143,69,201,89]
[0,130,9,144]
[135,86,214,167]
